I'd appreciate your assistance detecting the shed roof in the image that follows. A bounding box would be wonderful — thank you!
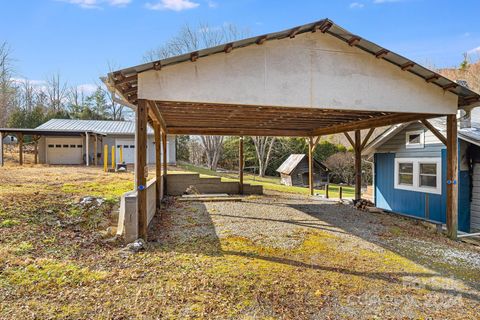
[108,18,480,109]
[36,119,154,135]
[276,154,328,175]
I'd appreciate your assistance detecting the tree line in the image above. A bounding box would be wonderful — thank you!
[0,42,129,129]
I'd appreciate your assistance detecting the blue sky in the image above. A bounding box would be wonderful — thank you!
[2,0,480,94]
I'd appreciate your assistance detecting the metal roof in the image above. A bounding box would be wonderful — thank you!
[108,18,480,109]
[276,154,328,175]
[0,128,105,136]
[364,118,480,155]
[36,119,154,135]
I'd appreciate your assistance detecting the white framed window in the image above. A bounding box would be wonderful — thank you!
[405,130,425,149]
[394,158,441,194]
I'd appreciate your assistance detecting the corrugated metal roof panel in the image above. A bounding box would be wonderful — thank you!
[277,154,306,175]
[36,119,153,135]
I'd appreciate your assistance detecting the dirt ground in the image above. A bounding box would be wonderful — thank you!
[1,165,479,319]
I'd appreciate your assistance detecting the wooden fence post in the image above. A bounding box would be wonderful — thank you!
[354,130,362,201]
[136,99,148,241]
[239,136,244,194]
[446,114,458,240]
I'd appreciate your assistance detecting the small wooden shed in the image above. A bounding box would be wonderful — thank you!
[277,154,330,187]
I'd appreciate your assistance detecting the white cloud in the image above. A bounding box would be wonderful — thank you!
[145,0,200,11]
[373,0,404,3]
[468,46,480,55]
[77,83,98,95]
[206,0,217,8]
[59,0,131,9]
[349,2,364,9]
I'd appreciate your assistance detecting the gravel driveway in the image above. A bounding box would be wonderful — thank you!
[149,191,480,319]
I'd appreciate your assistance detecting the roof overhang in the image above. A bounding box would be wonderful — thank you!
[0,128,106,136]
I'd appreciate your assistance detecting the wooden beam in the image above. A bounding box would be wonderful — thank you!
[18,133,23,166]
[0,132,4,167]
[136,99,148,241]
[311,136,321,152]
[34,137,38,165]
[162,131,168,196]
[446,114,458,240]
[153,61,162,71]
[348,35,361,46]
[224,43,233,53]
[421,119,447,145]
[289,27,301,38]
[94,135,98,166]
[148,101,167,133]
[190,51,199,62]
[443,83,458,91]
[344,132,355,148]
[375,49,389,59]
[85,133,89,166]
[401,61,415,71]
[168,127,310,137]
[354,130,362,201]
[425,74,440,83]
[308,136,314,196]
[360,128,375,151]
[310,113,434,136]
[114,75,137,86]
[239,136,244,195]
[256,35,267,45]
[154,123,162,211]
[320,21,332,33]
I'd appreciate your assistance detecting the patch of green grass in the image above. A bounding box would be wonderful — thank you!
[3,260,107,291]
[177,162,354,198]
[14,241,34,255]
[62,180,134,198]
[0,219,20,228]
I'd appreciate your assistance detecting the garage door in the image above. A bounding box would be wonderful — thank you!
[46,137,83,165]
[116,139,135,164]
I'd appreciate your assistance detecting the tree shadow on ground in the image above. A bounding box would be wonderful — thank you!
[147,198,480,302]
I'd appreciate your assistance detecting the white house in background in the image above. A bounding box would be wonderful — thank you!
[35,119,176,165]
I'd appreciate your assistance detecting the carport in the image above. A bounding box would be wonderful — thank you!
[106,19,480,240]
[0,128,105,166]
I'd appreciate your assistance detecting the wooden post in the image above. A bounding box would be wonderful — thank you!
[18,133,23,166]
[136,99,148,241]
[339,186,343,200]
[308,136,314,196]
[85,133,89,166]
[446,114,458,240]
[94,135,98,166]
[162,131,167,195]
[111,146,115,170]
[0,132,3,167]
[154,123,162,210]
[33,136,39,165]
[239,136,244,194]
[354,130,362,201]
[325,184,329,199]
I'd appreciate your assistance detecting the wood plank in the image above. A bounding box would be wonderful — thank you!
[18,133,23,166]
[0,132,3,166]
[344,132,355,148]
[354,130,361,201]
[360,128,375,150]
[446,114,458,240]
[149,101,167,132]
[421,119,447,145]
[239,136,244,194]
[162,131,168,195]
[136,99,148,241]
[309,137,314,196]
[155,123,162,211]
[168,127,310,137]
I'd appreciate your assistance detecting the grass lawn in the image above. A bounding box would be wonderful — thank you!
[176,162,355,198]
[0,165,479,318]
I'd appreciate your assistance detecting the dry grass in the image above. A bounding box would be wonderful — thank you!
[0,165,479,319]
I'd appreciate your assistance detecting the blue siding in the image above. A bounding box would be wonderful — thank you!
[374,150,470,232]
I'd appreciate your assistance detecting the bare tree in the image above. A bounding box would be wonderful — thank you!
[45,73,68,112]
[201,135,224,170]
[252,137,276,177]
[0,41,15,126]
[144,22,249,168]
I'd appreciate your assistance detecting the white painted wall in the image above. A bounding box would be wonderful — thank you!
[139,32,458,115]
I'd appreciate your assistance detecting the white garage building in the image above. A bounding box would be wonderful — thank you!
[34,119,176,166]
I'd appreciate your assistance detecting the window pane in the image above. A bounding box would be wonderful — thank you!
[399,163,413,174]
[70,144,76,148]
[420,163,436,175]
[48,144,54,148]
[408,134,421,144]
[55,145,61,148]
[77,145,82,148]
[399,174,413,185]
[420,175,436,188]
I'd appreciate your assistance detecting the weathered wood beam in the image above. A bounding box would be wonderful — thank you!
[344,132,355,148]
[93,135,98,166]
[190,51,199,62]
[320,21,332,33]
[168,127,310,137]
[442,83,458,91]
[360,128,375,151]
[148,101,167,132]
[401,62,415,71]
[154,123,162,211]
[375,49,389,59]
[310,113,434,136]
[153,61,162,71]
[136,99,148,241]
[446,114,458,240]
[354,130,362,201]
[114,75,137,86]
[256,35,267,45]
[0,132,4,167]
[348,35,361,46]
[239,136,244,195]
[425,74,440,83]
[224,43,233,53]
[162,131,168,196]
[421,119,447,145]
[308,136,314,196]
[18,133,23,166]
[289,27,301,38]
